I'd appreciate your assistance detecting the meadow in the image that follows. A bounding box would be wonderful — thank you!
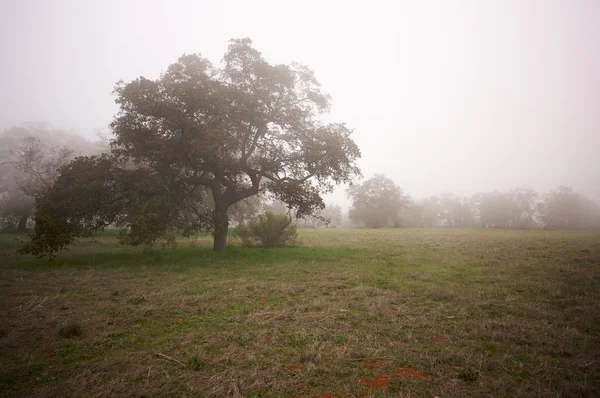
[0,228,599,397]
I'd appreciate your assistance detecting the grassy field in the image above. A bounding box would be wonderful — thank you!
[0,228,599,397]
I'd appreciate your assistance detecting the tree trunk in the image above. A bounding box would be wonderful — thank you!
[17,214,28,233]
[213,205,229,252]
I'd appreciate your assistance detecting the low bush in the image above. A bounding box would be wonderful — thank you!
[233,211,298,247]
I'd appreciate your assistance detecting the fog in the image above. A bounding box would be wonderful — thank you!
[2,0,599,207]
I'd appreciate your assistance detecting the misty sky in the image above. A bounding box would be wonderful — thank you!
[1,0,599,206]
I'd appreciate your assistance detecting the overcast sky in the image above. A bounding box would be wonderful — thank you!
[1,0,599,206]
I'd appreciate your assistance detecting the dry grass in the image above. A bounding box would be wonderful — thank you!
[0,228,599,397]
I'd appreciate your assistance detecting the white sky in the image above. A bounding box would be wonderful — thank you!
[1,0,599,207]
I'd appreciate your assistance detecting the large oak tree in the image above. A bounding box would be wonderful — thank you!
[21,39,360,255]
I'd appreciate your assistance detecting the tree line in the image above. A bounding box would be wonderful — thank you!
[346,174,600,230]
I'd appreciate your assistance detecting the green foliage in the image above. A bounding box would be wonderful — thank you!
[234,212,298,247]
[19,155,208,257]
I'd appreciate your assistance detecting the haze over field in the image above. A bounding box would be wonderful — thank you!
[1,0,599,205]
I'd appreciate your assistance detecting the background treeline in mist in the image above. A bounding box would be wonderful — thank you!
[1,125,598,232]
[345,174,600,230]
[210,174,600,231]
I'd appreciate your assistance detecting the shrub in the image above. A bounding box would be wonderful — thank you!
[234,211,298,247]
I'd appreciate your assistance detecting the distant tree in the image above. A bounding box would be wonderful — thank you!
[510,188,539,228]
[21,38,361,256]
[319,203,343,227]
[263,200,290,216]
[402,199,425,227]
[457,198,477,228]
[229,195,263,226]
[8,136,75,197]
[296,202,343,228]
[474,188,539,229]
[347,174,408,228]
[538,186,600,229]
[421,196,442,227]
[476,191,520,228]
[0,124,98,232]
[436,193,475,228]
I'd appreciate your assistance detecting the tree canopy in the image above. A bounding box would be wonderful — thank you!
[21,38,361,256]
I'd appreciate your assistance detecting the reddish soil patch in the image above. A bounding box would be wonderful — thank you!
[321,356,332,363]
[282,363,300,373]
[390,367,428,380]
[358,374,390,388]
[361,359,383,369]
[433,335,445,343]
